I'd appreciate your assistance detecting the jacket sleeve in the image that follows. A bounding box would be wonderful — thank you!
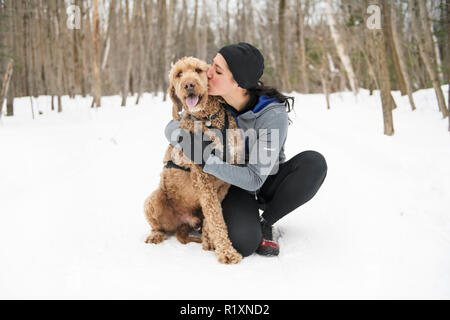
[203,109,289,192]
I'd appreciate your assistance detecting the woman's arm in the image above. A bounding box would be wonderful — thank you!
[164,108,289,192]
[203,110,289,192]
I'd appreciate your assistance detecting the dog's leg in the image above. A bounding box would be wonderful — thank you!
[201,219,215,251]
[144,188,169,244]
[193,172,242,264]
[176,224,202,244]
[217,184,231,203]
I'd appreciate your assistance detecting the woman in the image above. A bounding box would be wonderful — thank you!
[165,43,327,257]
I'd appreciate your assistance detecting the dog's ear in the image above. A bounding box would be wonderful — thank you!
[169,84,183,120]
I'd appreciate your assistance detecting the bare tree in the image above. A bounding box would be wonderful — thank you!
[191,0,198,57]
[410,0,448,118]
[278,0,290,92]
[390,1,416,111]
[447,0,450,130]
[326,0,358,95]
[382,0,407,95]
[92,0,101,107]
[121,0,139,107]
[157,0,168,100]
[198,0,207,61]
[296,0,309,93]
[372,1,394,135]
[0,59,14,118]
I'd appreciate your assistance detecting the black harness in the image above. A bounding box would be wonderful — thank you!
[164,159,191,172]
[164,110,230,172]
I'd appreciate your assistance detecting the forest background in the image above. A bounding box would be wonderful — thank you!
[0,0,449,134]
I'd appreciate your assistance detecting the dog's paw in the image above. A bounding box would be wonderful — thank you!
[145,232,166,244]
[216,248,243,264]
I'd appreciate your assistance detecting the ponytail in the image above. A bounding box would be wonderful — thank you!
[247,81,295,114]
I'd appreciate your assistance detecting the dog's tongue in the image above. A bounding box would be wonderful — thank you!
[186,95,199,108]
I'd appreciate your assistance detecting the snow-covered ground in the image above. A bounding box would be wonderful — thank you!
[0,86,449,299]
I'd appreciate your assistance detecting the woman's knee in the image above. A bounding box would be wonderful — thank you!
[296,150,327,176]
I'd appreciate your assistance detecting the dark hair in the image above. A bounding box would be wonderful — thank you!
[247,81,295,123]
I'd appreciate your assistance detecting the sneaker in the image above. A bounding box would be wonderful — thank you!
[256,218,280,256]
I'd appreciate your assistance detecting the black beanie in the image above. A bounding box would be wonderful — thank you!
[218,42,264,89]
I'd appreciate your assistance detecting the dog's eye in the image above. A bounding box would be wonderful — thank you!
[176,72,183,78]
[195,68,202,73]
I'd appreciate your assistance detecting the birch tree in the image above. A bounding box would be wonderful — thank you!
[326,0,358,95]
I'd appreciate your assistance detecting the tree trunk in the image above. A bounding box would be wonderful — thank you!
[157,0,168,100]
[121,0,139,107]
[382,0,407,95]
[198,0,207,61]
[21,1,30,98]
[410,0,448,117]
[225,0,230,45]
[0,59,14,118]
[92,0,102,107]
[29,2,38,98]
[37,4,48,95]
[55,1,65,112]
[136,0,149,104]
[6,82,14,116]
[390,1,416,111]
[361,1,380,92]
[320,67,330,109]
[191,0,198,56]
[374,27,394,135]
[447,0,450,130]
[77,0,86,97]
[278,0,291,92]
[238,0,247,43]
[46,0,55,101]
[370,1,394,135]
[166,0,177,64]
[296,0,308,93]
[326,0,358,95]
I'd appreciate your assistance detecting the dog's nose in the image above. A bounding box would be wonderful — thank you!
[184,81,195,91]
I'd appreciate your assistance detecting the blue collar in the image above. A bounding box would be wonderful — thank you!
[223,95,280,117]
[252,96,280,113]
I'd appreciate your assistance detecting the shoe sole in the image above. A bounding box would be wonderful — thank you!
[256,245,279,256]
[256,238,280,256]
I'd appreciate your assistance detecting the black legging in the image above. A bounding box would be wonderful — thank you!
[221,150,328,257]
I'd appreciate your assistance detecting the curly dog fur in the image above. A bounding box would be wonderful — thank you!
[144,57,244,264]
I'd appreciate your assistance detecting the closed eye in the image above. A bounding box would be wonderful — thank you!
[195,68,203,73]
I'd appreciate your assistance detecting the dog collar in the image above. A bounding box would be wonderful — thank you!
[188,112,219,127]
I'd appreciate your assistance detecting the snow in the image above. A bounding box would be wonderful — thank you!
[0,86,449,299]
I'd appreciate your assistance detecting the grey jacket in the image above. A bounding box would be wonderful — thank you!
[164,97,289,192]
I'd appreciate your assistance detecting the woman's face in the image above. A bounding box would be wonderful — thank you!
[207,53,238,96]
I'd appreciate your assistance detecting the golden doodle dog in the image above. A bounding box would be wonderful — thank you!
[144,56,245,264]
